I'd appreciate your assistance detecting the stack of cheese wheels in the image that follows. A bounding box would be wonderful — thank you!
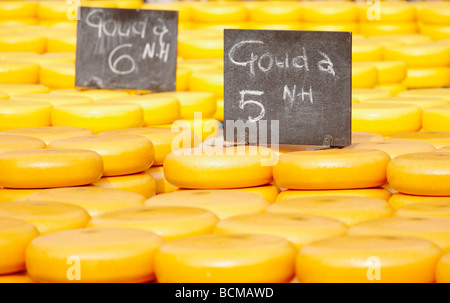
[0,61,39,84]
[419,2,450,41]
[384,43,450,89]
[48,134,156,198]
[26,187,146,216]
[26,228,164,282]
[0,218,39,275]
[348,216,450,253]
[0,134,45,152]
[358,2,418,36]
[178,30,223,59]
[0,101,52,131]
[247,1,303,30]
[145,190,269,220]
[423,105,450,132]
[387,152,450,196]
[353,61,406,87]
[39,63,75,89]
[296,235,442,283]
[266,196,394,226]
[214,212,347,250]
[0,201,90,234]
[88,206,219,241]
[155,233,296,283]
[0,149,103,189]
[352,62,378,88]
[98,127,199,194]
[150,92,216,120]
[188,69,223,100]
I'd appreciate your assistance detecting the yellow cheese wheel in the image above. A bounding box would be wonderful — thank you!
[395,201,450,219]
[188,69,223,100]
[345,140,436,159]
[0,201,90,234]
[0,61,39,84]
[370,34,432,47]
[0,149,102,189]
[402,67,450,89]
[389,132,450,149]
[352,43,384,62]
[352,88,392,102]
[0,188,47,203]
[48,134,154,176]
[375,83,407,96]
[0,134,45,152]
[142,3,193,22]
[248,2,302,22]
[26,228,164,283]
[267,196,394,226]
[175,68,191,92]
[100,127,198,166]
[151,92,216,119]
[27,187,145,216]
[352,103,422,136]
[50,88,130,101]
[51,103,143,134]
[46,34,76,53]
[80,0,116,8]
[423,105,450,132]
[178,58,223,73]
[2,126,93,145]
[249,22,302,31]
[13,52,75,66]
[10,93,93,106]
[359,22,418,37]
[358,61,406,84]
[0,218,39,275]
[145,190,269,219]
[39,63,74,89]
[97,94,180,126]
[384,44,450,68]
[389,193,450,210]
[348,216,450,253]
[92,172,156,199]
[0,101,52,131]
[0,34,46,53]
[274,149,390,190]
[297,235,441,283]
[0,92,8,100]
[302,2,357,22]
[36,1,66,20]
[352,63,378,88]
[116,0,142,9]
[164,146,273,189]
[192,3,247,23]
[359,2,417,23]
[436,253,450,283]
[0,2,37,19]
[301,23,358,33]
[155,233,296,283]
[214,213,347,250]
[230,184,280,204]
[88,206,219,241]
[398,88,450,102]
[277,188,392,202]
[0,271,35,283]
[178,34,223,59]
[419,3,450,25]
[157,117,220,142]
[352,131,385,143]
[145,166,179,194]
[0,84,49,97]
[387,152,450,196]
[364,96,449,110]
[420,24,450,41]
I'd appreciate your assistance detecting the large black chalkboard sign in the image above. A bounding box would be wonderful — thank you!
[224,29,352,147]
[75,7,178,91]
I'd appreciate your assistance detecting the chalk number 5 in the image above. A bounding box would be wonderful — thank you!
[239,90,265,122]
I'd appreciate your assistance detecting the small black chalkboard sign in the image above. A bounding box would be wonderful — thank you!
[224,29,352,147]
[75,7,178,91]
